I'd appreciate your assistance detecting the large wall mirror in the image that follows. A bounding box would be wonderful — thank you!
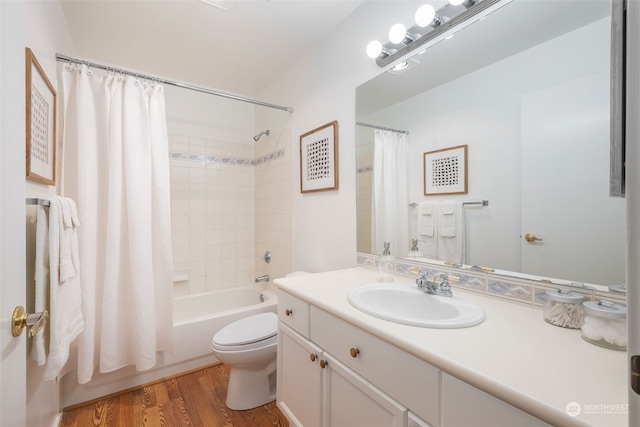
[356,0,626,291]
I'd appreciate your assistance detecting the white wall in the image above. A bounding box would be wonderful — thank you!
[255,0,424,273]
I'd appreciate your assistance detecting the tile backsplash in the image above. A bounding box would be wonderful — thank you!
[356,253,627,309]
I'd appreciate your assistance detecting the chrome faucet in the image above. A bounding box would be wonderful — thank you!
[255,274,270,283]
[416,271,453,297]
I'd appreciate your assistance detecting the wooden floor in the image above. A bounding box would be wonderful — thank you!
[60,364,289,427]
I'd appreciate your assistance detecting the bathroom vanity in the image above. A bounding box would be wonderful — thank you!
[274,268,627,427]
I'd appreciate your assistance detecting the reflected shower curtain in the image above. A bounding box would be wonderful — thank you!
[59,64,173,384]
[371,130,409,257]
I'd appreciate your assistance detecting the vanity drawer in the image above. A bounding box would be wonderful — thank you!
[310,307,440,426]
[278,290,310,338]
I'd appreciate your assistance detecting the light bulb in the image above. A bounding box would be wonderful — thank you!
[366,40,383,59]
[448,0,465,5]
[415,4,436,27]
[389,23,407,44]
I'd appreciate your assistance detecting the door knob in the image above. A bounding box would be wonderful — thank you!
[11,306,48,337]
[524,233,543,243]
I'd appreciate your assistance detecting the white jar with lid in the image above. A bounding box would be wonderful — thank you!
[543,289,585,329]
[580,300,627,350]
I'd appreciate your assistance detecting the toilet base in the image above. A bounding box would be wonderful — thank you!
[225,364,277,410]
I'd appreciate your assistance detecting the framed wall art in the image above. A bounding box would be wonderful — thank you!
[423,144,468,196]
[300,120,338,193]
[26,47,57,185]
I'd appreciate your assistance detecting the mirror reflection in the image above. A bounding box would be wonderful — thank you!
[356,0,625,289]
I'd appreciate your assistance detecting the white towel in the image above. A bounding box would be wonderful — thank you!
[31,206,49,366]
[437,201,465,264]
[417,201,438,259]
[44,196,84,381]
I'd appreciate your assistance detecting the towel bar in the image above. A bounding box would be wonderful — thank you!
[11,306,49,337]
[410,200,489,207]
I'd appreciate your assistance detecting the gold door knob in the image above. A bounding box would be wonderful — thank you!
[11,306,49,338]
[524,233,543,243]
[285,309,293,316]
[310,353,317,362]
[320,360,328,369]
[349,348,360,358]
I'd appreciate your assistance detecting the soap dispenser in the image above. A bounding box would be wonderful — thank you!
[378,242,394,282]
[407,239,423,259]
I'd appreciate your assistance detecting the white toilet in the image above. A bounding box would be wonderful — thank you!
[211,311,278,410]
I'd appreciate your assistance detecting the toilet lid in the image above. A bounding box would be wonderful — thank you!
[212,312,277,348]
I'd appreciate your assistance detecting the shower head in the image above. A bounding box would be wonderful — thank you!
[253,130,270,142]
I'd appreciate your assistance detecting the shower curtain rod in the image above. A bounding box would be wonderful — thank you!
[55,53,294,113]
[356,122,409,135]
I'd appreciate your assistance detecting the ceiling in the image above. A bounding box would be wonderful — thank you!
[60,0,364,97]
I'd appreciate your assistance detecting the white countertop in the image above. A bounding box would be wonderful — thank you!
[274,268,628,427]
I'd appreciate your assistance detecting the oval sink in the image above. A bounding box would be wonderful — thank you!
[348,283,485,328]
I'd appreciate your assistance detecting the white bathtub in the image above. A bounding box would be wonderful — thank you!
[172,287,277,364]
[61,286,277,407]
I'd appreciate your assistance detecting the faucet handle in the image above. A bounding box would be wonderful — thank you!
[418,269,430,279]
[416,269,430,285]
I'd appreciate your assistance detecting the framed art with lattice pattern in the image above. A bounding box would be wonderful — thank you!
[26,48,57,185]
[423,145,468,196]
[300,120,338,193]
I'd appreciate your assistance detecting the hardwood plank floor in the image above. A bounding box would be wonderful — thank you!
[60,364,289,427]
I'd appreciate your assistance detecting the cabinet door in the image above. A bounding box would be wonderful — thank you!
[277,323,324,427]
[322,353,406,427]
[441,373,552,427]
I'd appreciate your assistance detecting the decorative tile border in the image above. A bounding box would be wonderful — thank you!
[356,253,627,309]
[487,278,534,304]
[169,148,285,167]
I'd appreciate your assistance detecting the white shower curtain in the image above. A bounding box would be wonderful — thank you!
[59,64,173,384]
[371,130,409,257]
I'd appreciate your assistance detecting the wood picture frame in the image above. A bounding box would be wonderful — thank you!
[300,120,338,193]
[26,47,57,185]
[423,144,468,196]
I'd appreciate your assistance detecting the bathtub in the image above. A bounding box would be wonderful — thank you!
[61,286,277,407]
[172,286,277,365]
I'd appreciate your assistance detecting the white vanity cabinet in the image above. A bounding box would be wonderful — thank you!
[441,373,551,427]
[322,352,406,427]
[277,290,434,427]
[310,306,440,426]
[277,323,323,427]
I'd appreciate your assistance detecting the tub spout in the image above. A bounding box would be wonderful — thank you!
[255,275,270,283]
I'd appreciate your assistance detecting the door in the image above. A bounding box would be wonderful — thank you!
[1,1,28,425]
[322,353,405,427]
[520,69,626,285]
[277,324,324,427]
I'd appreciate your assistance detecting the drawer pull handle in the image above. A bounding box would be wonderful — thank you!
[310,353,317,362]
[350,347,360,358]
[320,360,328,369]
[285,309,293,316]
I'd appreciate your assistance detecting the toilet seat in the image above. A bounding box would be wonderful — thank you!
[212,312,278,351]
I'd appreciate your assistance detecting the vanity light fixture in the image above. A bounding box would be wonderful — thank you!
[389,23,418,45]
[365,0,511,68]
[415,4,442,28]
[366,41,394,59]
[449,0,478,8]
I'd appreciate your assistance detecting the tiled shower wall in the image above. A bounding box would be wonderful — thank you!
[169,133,256,296]
[169,130,293,296]
[254,127,294,283]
